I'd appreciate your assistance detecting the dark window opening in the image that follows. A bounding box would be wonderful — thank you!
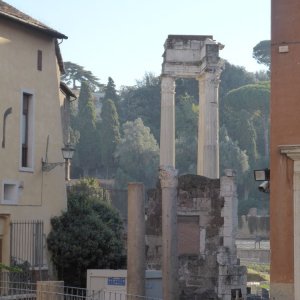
[22,94,29,167]
[37,50,42,71]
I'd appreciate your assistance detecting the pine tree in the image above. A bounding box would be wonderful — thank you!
[100,99,121,177]
[104,77,119,111]
[61,61,101,91]
[74,82,97,176]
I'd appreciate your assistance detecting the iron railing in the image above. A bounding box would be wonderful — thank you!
[10,220,45,269]
[0,273,162,300]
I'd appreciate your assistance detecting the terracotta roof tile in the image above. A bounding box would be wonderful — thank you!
[0,0,67,39]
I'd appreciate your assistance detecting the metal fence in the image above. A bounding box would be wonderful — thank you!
[247,282,269,299]
[10,220,45,268]
[0,273,162,300]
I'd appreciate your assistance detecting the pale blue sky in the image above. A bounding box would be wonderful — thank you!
[6,0,270,88]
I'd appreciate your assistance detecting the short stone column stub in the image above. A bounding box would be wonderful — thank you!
[160,76,176,167]
[127,182,146,297]
[159,165,179,300]
[36,281,64,300]
[220,169,238,252]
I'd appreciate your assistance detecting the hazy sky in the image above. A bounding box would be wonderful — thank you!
[6,0,270,88]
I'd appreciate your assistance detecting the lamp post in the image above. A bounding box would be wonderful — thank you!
[61,144,75,181]
[42,144,75,181]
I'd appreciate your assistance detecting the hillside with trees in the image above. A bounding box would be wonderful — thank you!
[61,40,270,215]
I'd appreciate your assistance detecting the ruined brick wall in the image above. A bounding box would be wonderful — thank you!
[146,173,247,299]
[146,174,224,299]
[178,175,224,299]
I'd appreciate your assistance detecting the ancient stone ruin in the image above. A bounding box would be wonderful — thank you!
[146,171,247,300]
[156,35,247,299]
[160,34,223,178]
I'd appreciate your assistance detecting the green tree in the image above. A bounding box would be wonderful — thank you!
[47,179,124,287]
[175,94,198,174]
[221,82,270,162]
[219,126,249,184]
[115,118,159,188]
[104,77,119,110]
[61,61,101,91]
[175,78,199,101]
[100,99,121,177]
[252,40,271,69]
[73,82,98,176]
[220,82,270,206]
[119,73,161,141]
[220,61,256,100]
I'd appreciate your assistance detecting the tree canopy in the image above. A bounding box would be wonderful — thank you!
[115,118,159,188]
[100,99,121,177]
[72,81,98,176]
[47,178,124,287]
[175,94,198,174]
[104,77,120,110]
[252,40,271,69]
[61,61,101,91]
[119,73,161,141]
[65,53,270,215]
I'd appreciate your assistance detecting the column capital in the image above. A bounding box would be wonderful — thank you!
[197,67,222,86]
[159,165,178,188]
[161,76,176,94]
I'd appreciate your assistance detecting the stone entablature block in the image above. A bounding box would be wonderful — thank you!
[162,35,223,78]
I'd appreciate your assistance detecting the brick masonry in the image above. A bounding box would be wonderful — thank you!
[146,172,247,300]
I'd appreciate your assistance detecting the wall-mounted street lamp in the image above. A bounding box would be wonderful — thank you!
[253,168,270,193]
[42,144,75,180]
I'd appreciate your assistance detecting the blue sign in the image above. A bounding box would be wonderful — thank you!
[107,277,126,286]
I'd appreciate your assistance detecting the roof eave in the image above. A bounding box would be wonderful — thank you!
[0,11,68,39]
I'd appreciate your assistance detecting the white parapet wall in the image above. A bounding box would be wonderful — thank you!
[86,269,162,299]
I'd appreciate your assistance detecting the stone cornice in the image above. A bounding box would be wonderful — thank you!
[279,144,300,161]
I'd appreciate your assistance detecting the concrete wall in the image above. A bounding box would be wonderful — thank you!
[0,17,67,267]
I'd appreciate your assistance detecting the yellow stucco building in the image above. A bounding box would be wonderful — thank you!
[0,1,74,273]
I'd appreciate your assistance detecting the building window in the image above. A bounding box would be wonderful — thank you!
[20,92,34,171]
[10,220,45,267]
[37,50,42,71]
[2,181,18,204]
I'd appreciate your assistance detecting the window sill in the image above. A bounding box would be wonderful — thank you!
[19,167,34,173]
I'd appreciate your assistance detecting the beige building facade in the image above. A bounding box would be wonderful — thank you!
[0,1,71,272]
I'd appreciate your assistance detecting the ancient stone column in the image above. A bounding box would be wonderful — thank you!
[160,166,178,300]
[197,70,221,179]
[160,76,176,167]
[220,169,238,255]
[36,281,64,300]
[127,183,145,297]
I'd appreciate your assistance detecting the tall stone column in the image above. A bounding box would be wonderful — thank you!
[160,166,179,300]
[127,183,145,297]
[160,76,176,167]
[197,70,221,179]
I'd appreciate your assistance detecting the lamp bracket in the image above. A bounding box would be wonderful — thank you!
[42,161,65,172]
